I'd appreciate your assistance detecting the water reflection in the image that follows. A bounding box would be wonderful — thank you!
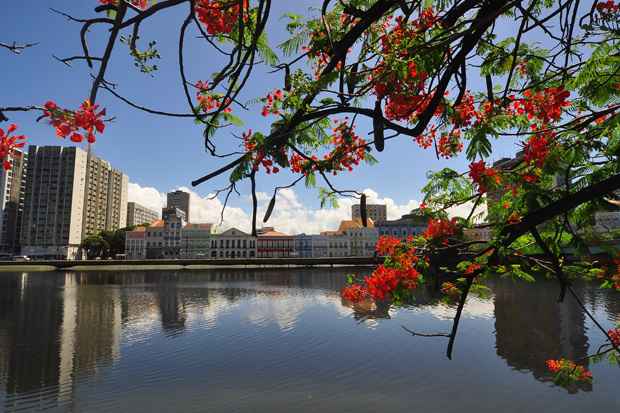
[490,278,591,392]
[0,269,617,412]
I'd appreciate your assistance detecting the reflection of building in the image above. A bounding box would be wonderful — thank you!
[376,209,428,239]
[126,202,159,227]
[156,279,187,334]
[167,190,190,222]
[491,279,590,392]
[210,228,256,258]
[0,150,27,254]
[257,227,295,258]
[21,146,88,260]
[0,273,123,408]
[352,203,386,222]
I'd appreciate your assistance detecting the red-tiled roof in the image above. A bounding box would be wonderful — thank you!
[338,218,375,231]
[184,223,213,230]
[258,230,291,237]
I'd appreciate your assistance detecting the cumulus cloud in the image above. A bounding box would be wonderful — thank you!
[128,182,483,234]
[127,182,165,216]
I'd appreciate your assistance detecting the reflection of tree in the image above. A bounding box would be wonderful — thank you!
[342,282,444,321]
[490,278,591,392]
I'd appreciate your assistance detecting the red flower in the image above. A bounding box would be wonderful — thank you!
[0,123,27,171]
[423,218,458,242]
[468,160,500,193]
[609,328,620,347]
[341,284,368,303]
[42,100,107,144]
[195,0,249,35]
[464,263,481,276]
[376,235,401,256]
[546,358,592,383]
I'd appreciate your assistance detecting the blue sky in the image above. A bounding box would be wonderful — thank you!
[2,1,523,229]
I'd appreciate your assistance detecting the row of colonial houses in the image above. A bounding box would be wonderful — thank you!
[124,207,443,260]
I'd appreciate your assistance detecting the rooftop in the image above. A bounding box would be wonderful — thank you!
[338,218,375,231]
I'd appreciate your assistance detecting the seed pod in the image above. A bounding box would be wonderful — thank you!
[263,193,276,223]
[373,100,384,152]
[360,193,368,227]
[347,62,359,95]
[284,66,291,92]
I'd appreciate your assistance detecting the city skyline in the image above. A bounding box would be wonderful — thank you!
[2,1,519,234]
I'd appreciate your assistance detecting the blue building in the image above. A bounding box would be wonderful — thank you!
[376,209,429,239]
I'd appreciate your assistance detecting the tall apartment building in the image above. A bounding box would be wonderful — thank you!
[167,190,190,222]
[82,154,128,237]
[352,203,387,222]
[21,146,88,259]
[0,150,28,254]
[126,202,159,227]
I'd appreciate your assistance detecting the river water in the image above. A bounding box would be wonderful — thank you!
[0,268,618,412]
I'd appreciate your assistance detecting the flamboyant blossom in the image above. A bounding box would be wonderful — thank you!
[195,81,232,113]
[546,359,592,384]
[242,129,282,174]
[99,0,149,9]
[511,87,571,125]
[523,131,554,168]
[468,160,501,193]
[0,124,27,170]
[195,0,249,35]
[376,235,401,257]
[290,120,367,176]
[423,218,458,245]
[42,100,106,144]
[261,89,286,117]
[609,328,620,347]
[341,284,368,302]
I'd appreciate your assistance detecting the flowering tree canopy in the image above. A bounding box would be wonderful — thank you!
[1,0,620,390]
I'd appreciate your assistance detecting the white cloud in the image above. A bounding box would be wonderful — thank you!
[127,182,165,216]
[127,182,485,235]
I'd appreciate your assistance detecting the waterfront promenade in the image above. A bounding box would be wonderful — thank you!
[0,256,383,271]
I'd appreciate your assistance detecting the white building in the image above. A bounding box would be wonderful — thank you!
[127,202,159,227]
[181,223,214,258]
[321,231,351,257]
[210,228,256,259]
[82,154,128,238]
[0,149,27,254]
[295,234,329,258]
[145,207,186,258]
[125,226,147,259]
[21,146,88,260]
[339,218,379,257]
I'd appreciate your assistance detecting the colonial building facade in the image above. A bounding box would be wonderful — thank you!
[376,209,428,239]
[181,223,213,258]
[257,228,295,258]
[210,228,256,258]
[338,218,378,257]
